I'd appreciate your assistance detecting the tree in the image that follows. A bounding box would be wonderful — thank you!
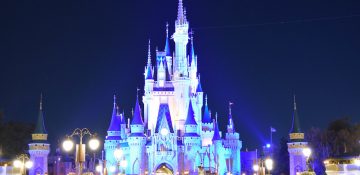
[273,136,289,175]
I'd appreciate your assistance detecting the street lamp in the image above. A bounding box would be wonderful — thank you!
[302,147,312,172]
[265,158,273,174]
[253,164,259,174]
[114,148,127,174]
[13,154,33,175]
[62,128,100,175]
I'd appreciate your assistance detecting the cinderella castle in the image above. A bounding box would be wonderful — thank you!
[103,0,242,174]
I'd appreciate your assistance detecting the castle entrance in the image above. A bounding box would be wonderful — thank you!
[155,163,173,175]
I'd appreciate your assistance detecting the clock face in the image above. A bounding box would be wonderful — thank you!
[161,128,169,136]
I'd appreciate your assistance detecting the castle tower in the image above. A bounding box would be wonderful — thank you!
[173,0,189,79]
[128,95,146,174]
[28,94,50,175]
[104,95,122,170]
[212,114,226,175]
[183,101,201,174]
[143,40,154,128]
[287,95,308,175]
[224,103,242,174]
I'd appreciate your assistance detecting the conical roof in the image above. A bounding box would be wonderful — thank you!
[212,116,221,141]
[202,95,211,123]
[185,101,197,125]
[131,95,144,125]
[34,95,47,134]
[290,96,301,133]
[165,23,171,57]
[107,96,121,131]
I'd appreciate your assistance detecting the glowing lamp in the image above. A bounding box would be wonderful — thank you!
[265,158,273,171]
[161,128,169,136]
[252,164,259,172]
[62,138,74,152]
[355,159,360,167]
[13,160,22,168]
[114,148,123,160]
[266,144,271,148]
[96,165,102,172]
[88,138,100,151]
[109,166,116,173]
[120,160,128,168]
[302,148,312,158]
[25,161,33,169]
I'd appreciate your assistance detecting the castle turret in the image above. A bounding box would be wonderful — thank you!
[144,40,155,127]
[173,0,189,79]
[202,95,211,124]
[128,94,146,174]
[29,94,50,175]
[104,95,122,171]
[287,95,308,175]
[227,102,234,133]
[184,101,199,135]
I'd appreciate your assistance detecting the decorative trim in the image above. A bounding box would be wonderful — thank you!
[32,134,48,140]
[289,133,304,140]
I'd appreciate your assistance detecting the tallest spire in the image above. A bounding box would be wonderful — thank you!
[176,0,188,25]
[289,95,304,140]
[33,94,47,136]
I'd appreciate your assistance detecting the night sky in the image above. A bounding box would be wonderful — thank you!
[1,0,360,151]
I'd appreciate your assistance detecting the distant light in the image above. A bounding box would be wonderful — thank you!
[266,144,271,148]
[265,158,274,171]
[252,164,259,172]
[96,165,102,172]
[354,159,360,167]
[62,138,74,152]
[13,160,22,168]
[88,138,100,151]
[303,148,312,157]
[109,166,116,173]
[25,161,33,169]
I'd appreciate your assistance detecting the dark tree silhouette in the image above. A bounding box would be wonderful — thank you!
[273,136,289,175]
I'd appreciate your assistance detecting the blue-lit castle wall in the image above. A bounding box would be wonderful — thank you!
[104,0,242,174]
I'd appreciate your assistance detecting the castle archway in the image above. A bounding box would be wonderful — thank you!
[155,163,173,175]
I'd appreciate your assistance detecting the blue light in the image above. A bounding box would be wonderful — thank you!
[266,144,271,148]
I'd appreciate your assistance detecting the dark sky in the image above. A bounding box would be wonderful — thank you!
[1,0,360,151]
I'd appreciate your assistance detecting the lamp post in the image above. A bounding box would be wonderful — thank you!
[13,154,33,175]
[302,147,312,172]
[264,158,273,175]
[62,128,100,175]
[114,147,127,175]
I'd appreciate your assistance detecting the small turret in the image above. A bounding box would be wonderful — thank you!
[29,94,50,175]
[227,102,234,133]
[130,92,145,136]
[106,95,122,141]
[184,101,199,136]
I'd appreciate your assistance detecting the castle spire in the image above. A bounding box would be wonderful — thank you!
[228,102,234,132]
[189,29,196,66]
[185,100,197,125]
[34,94,47,135]
[202,95,211,123]
[289,95,303,140]
[212,112,221,141]
[165,23,171,57]
[107,95,121,131]
[131,90,144,125]
[176,0,186,24]
[145,40,153,80]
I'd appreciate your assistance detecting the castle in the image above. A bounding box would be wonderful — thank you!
[103,0,242,174]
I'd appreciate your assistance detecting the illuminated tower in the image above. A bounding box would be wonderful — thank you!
[128,95,146,174]
[28,95,50,175]
[173,0,189,79]
[287,95,308,175]
[183,101,201,174]
[104,95,122,170]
